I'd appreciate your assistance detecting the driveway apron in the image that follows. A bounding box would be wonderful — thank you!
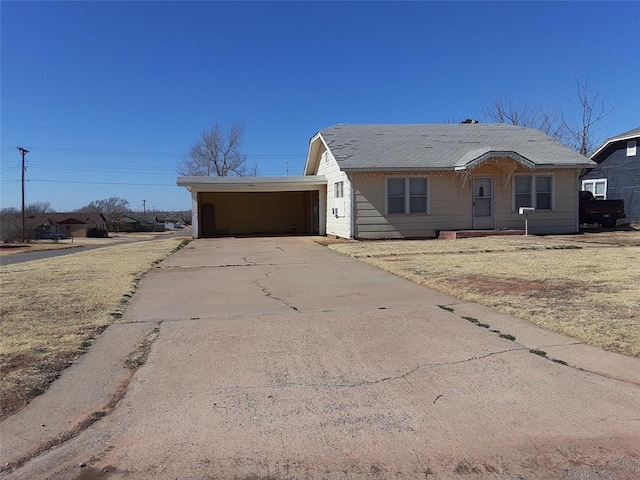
[4,237,640,479]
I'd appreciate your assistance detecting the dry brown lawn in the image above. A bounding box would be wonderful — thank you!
[0,231,183,256]
[0,237,188,418]
[325,232,640,357]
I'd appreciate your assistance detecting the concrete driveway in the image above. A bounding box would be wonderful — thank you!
[3,237,639,479]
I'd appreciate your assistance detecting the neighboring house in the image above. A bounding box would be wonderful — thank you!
[50,212,108,237]
[118,215,141,232]
[178,124,595,239]
[156,215,184,230]
[119,214,166,232]
[31,212,108,238]
[583,127,640,223]
[0,212,107,242]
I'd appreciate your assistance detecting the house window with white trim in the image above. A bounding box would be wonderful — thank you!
[335,181,344,199]
[514,175,553,210]
[386,177,429,214]
[536,176,552,210]
[582,179,607,199]
[627,140,637,156]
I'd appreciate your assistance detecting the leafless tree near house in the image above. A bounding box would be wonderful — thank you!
[77,197,130,232]
[563,78,615,156]
[478,96,568,142]
[178,123,256,177]
[0,202,56,242]
[478,78,614,156]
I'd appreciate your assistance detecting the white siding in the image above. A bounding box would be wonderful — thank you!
[317,150,353,238]
[352,165,581,239]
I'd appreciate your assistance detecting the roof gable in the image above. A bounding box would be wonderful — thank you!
[311,124,594,171]
[590,126,640,161]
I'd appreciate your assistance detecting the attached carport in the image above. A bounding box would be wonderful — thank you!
[177,176,327,238]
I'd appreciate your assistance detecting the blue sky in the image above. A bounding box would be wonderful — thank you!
[2,1,639,212]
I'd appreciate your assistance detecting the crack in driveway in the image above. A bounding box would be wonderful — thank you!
[200,348,529,393]
[254,266,299,312]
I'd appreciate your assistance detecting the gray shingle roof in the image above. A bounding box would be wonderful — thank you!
[318,124,594,170]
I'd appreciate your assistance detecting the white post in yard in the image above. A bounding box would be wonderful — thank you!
[519,207,535,236]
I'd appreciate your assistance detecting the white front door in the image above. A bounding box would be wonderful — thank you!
[472,177,493,229]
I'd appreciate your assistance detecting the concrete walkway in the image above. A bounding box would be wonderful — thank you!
[2,237,639,479]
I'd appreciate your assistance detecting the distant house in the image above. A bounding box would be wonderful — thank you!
[118,214,165,232]
[179,124,595,239]
[583,127,640,223]
[50,212,108,237]
[28,212,108,238]
[156,215,183,230]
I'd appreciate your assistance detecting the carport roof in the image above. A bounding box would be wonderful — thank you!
[177,176,326,192]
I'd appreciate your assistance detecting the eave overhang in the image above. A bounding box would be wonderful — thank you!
[590,132,640,160]
[177,176,327,193]
[303,133,330,176]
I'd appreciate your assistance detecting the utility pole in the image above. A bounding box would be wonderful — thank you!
[17,147,29,243]
[143,199,146,215]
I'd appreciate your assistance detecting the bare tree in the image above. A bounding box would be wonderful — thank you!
[563,78,615,156]
[0,202,55,242]
[77,197,130,232]
[478,78,614,156]
[25,201,55,216]
[478,95,568,142]
[179,123,256,177]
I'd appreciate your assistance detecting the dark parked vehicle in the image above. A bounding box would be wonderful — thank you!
[579,191,625,228]
[36,231,69,240]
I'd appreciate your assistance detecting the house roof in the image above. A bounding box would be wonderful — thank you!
[307,124,595,173]
[590,126,640,160]
[50,212,107,224]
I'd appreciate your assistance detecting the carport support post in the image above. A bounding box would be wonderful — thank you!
[191,191,199,239]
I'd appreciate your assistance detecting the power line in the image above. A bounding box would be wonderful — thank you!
[1,145,305,159]
[28,179,176,187]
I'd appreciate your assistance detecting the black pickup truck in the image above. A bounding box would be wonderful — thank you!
[579,191,625,228]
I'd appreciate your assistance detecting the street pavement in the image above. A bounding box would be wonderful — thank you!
[1,236,639,479]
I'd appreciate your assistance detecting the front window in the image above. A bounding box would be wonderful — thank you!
[514,175,553,210]
[387,178,406,214]
[514,176,532,209]
[536,176,552,210]
[387,177,429,214]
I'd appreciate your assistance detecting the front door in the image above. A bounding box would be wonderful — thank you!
[472,177,493,229]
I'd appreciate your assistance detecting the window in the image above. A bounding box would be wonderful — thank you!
[627,140,637,157]
[514,176,532,209]
[409,177,428,213]
[536,176,552,210]
[514,175,553,210]
[582,179,607,199]
[386,177,428,214]
[335,181,344,198]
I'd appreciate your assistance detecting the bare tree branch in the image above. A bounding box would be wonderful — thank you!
[77,197,130,232]
[478,78,614,156]
[179,122,254,176]
[563,77,615,156]
[478,95,568,143]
